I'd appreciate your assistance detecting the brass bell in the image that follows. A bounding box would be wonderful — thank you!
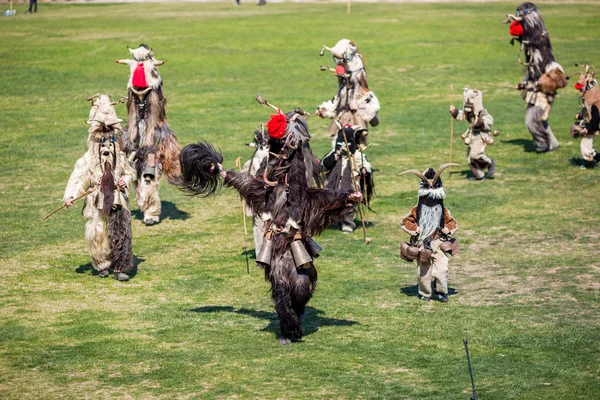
[305,237,322,258]
[291,240,313,268]
[111,190,122,210]
[143,165,156,182]
[255,237,273,266]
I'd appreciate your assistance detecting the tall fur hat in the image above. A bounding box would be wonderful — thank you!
[85,94,123,143]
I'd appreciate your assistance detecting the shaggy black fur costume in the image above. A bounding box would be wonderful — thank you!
[178,111,358,343]
[109,206,133,274]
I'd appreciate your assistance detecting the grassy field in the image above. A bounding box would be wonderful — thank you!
[1,1,599,399]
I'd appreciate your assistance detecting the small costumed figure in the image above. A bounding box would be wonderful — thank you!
[116,44,181,226]
[315,39,380,145]
[503,2,567,153]
[321,124,374,233]
[399,164,459,302]
[450,88,499,180]
[63,95,135,281]
[570,64,600,169]
[177,96,363,344]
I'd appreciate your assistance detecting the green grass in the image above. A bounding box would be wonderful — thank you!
[1,2,599,399]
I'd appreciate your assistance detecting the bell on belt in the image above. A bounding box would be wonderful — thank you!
[111,190,122,210]
[305,237,322,258]
[291,240,313,268]
[255,237,273,266]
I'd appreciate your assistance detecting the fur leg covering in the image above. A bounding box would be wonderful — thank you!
[525,105,559,153]
[109,207,133,274]
[84,207,111,272]
[136,178,161,223]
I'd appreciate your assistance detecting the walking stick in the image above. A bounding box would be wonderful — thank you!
[463,339,479,400]
[43,188,97,220]
[342,133,371,245]
[235,156,248,236]
[449,84,455,178]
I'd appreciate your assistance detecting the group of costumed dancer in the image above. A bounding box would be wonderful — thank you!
[57,2,597,343]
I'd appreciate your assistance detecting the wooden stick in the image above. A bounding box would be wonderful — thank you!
[449,84,455,177]
[43,188,97,221]
[235,157,248,236]
[347,0,351,15]
[341,133,371,245]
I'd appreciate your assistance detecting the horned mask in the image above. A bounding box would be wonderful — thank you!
[319,39,364,75]
[399,163,460,199]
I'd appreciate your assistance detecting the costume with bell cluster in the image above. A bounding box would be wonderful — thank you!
[116,44,181,226]
[504,2,567,153]
[63,95,135,281]
[450,88,498,180]
[316,39,380,145]
[571,64,600,169]
[399,165,459,302]
[176,99,362,343]
[321,125,373,233]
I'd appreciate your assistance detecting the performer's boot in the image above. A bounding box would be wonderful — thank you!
[114,271,130,281]
[487,159,496,178]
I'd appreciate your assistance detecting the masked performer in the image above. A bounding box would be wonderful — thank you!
[177,97,363,344]
[321,125,373,233]
[399,164,459,302]
[503,2,567,153]
[315,39,380,146]
[450,88,498,180]
[571,64,600,169]
[64,95,135,281]
[116,44,181,225]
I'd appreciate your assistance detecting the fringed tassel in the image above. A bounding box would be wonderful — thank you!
[177,140,224,197]
[101,161,115,215]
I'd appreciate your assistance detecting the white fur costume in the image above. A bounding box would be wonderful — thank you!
[64,95,135,278]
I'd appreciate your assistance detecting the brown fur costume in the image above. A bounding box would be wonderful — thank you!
[571,65,600,168]
[116,44,181,225]
[504,2,566,153]
[64,95,135,280]
[177,104,362,343]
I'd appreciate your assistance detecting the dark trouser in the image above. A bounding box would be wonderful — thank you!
[28,0,37,12]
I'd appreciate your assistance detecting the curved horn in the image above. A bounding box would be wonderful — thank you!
[503,14,522,24]
[398,169,432,187]
[86,93,101,102]
[319,45,332,57]
[255,94,279,112]
[263,169,278,187]
[432,163,461,185]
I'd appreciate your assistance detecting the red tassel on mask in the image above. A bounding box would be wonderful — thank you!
[267,110,287,139]
[335,65,346,75]
[132,63,148,88]
[509,20,524,37]
[574,82,585,91]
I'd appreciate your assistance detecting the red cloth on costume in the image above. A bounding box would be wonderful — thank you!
[267,111,287,139]
[132,63,148,88]
[509,21,524,37]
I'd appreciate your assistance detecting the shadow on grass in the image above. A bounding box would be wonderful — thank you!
[75,255,144,279]
[568,157,587,168]
[400,285,458,297]
[502,138,536,153]
[189,305,358,338]
[131,200,190,223]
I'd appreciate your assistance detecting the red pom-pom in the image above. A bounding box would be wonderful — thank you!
[132,63,148,88]
[509,20,524,37]
[267,110,287,139]
[335,65,346,75]
[574,82,585,90]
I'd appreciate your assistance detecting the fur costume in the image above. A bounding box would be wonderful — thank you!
[504,3,566,153]
[450,88,498,180]
[116,44,181,225]
[570,64,600,169]
[64,95,135,280]
[316,39,380,144]
[399,164,459,302]
[321,125,374,233]
[177,102,362,343]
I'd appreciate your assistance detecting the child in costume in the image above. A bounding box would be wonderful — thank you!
[450,88,498,180]
[399,164,459,302]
